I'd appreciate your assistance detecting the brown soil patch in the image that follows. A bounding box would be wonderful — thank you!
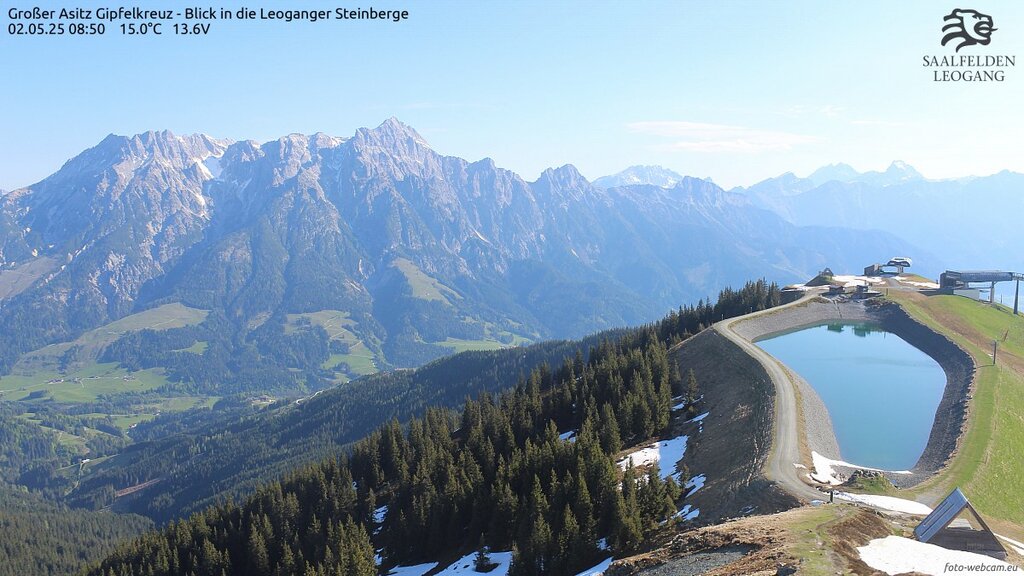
[827,507,897,575]
[606,505,898,576]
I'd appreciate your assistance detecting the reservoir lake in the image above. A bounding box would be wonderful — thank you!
[756,323,946,471]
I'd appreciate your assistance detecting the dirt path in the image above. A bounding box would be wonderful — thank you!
[714,292,824,503]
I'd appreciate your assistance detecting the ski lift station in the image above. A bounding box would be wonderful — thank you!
[939,270,1023,313]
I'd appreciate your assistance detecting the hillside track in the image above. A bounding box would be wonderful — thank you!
[714,292,825,503]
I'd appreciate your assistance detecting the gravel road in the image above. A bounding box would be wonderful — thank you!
[714,292,826,503]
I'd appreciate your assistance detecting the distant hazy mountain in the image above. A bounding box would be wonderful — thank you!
[807,161,923,187]
[806,163,862,186]
[736,162,1022,274]
[0,120,920,388]
[593,165,685,188]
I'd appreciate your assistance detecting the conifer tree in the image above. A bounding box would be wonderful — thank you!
[597,404,622,454]
[247,529,271,576]
[686,369,699,417]
[473,534,495,572]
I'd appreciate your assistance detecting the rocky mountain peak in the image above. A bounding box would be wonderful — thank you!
[347,117,440,182]
[60,131,229,181]
[354,117,430,149]
[807,162,860,186]
[536,164,589,188]
[668,177,749,210]
[885,160,922,181]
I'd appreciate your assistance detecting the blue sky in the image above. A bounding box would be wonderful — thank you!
[2,0,1023,189]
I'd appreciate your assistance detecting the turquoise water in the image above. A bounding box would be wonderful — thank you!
[756,323,945,471]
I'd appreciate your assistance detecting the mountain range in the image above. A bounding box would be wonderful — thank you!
[597,158,1023,277]
[0,119,918,388]
[731,162,1023,274]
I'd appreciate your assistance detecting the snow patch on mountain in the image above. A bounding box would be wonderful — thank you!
[594,165,684,188]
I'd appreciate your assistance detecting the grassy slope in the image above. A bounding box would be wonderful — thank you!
[784,506,877,576]
[392,257,461,303]
[286,310,380,380]
[0,302,209,402]
[0,257,58,300]
[888,291,1024,539]
[0,303,217,455]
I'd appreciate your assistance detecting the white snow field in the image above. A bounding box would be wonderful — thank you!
[617,435,688,480]
[388,551,514,576]
[809,451,910,485]
[858,535,1018,575]
[833,491,932,515]
[386,562,435,576]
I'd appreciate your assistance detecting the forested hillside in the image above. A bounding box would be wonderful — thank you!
[69,331,623,521]
[86,281,781,576]
[0,485,152,576]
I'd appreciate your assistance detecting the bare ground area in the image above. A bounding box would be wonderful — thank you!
[606,505,897,576]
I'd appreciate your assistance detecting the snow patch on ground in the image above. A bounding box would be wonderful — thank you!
[832,274,886,285]
[386,562,435,576]
[617,435,688,480]
[574,556,613,576]
[858,535,1017,575]
[472,228,492,245]
[434,551,513,576]
[559,430,577,443]
[684,474,706,497]
[673,504,700,521]
[809,451,911,485]
[389,551,515,576]
[898,279,940,289]
[686,411,709,423]
[996,534,1024,556]
[203,156,223,178]
[834,492,932,515]
[374,505,388,524]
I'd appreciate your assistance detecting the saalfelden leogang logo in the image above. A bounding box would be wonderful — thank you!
[922,8,1015,82]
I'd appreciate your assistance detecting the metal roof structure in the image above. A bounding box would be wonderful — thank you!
[914,488,1006,559]
[915,488,969,542]
[940,270,1019,284]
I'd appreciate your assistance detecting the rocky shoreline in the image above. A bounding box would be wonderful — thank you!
[729,296,974,488]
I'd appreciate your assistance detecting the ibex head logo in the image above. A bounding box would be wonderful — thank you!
[942,9,997,52]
